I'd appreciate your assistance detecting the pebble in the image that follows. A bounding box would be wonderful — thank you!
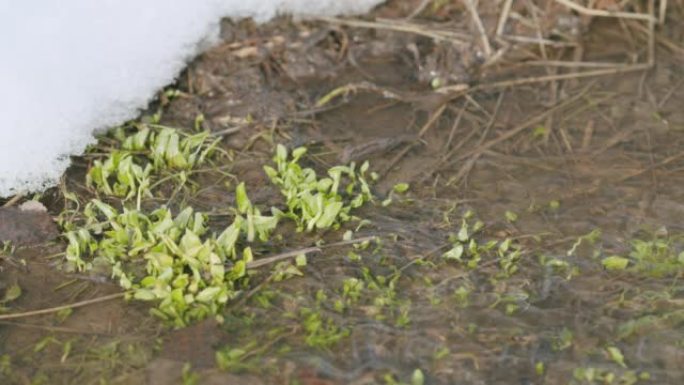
[0,203,59,246]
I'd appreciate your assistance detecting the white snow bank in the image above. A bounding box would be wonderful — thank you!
[0,0,384,197]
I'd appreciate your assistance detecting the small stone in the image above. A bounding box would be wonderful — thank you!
[19,200,48,212]
[0,206,59,246]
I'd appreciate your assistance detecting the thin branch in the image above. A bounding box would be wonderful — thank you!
[0,292,125,321]
[406,0,432,20]
[451,85,593,164]
[448,91,505,186]
[2,193,24,208]
[523,60,635,68]
[496,0,514,36]
[418,103,447,137]
[502,34,578,47]
[244,235,378,269]
[317,16,468,45]
[659,0,668,24]
[647,0,656,66]
[553,0,657,22]
[245,246,320,269]
[380,104,446,177]
[0,236,378,321]
[437,63,651,94]
[464,0,493,57]
[0,320,113,335]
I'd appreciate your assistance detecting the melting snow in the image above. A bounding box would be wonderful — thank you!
[0,0,384,197]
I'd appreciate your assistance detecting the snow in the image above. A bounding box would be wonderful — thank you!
[0,0,384,197]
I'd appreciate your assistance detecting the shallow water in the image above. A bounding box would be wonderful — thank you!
[1,5,684,385]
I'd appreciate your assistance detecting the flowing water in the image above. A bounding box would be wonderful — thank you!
[1,3,683,384]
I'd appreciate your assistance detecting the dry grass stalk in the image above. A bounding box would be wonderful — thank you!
[317,16,468,45]
[554,0,657,22]
[464,0,493,58]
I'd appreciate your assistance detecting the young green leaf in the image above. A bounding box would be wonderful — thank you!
[393,183,409,193]
[1,283,21,303]
[411,369,425,385]
[602,256,630,270]
[235,182,251,214]
[606,346,627,368]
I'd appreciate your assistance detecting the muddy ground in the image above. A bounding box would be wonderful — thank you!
[1,1,684,384]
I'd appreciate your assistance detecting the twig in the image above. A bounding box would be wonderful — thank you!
[0,292,125,321]
[210,125,244,137]
[437,64,651,94]
[553,0,657,22]
[447,91,505,186]
[317,16,468,45]
[433,259,500,289]
[592,126,641,155]
[628,19,684,57]
[647,0,656,66]
[464,0,493,58]
[2,193,24,208]
[380,104,446,177]
[496,0,514,36]
[378,143,417,178]
[245,246,320,269]
[581,120,595,151]
[657,77,684,109]
[524,0,558,148]
[478,65,651,89]
[416,104,492,184]
[315,82,403,107]
[244,235,378,269]
[475,91,506,150]
[406,0,432,20]
[616,151,684,183]
[659,0,668,24]
[443,103,467,151]
[418,103,447,137]
[443,110,479,158]
[502,34,578,47]
[230,237,379,307]
[450,85,592,165]
[0,320,112,335]
[447,154,481,186]
[523,60,636,68]
[0,237,379,321]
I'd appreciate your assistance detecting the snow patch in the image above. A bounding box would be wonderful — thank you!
[0,0,384,197]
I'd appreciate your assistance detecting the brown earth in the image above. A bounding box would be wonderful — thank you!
[1,1,684,384]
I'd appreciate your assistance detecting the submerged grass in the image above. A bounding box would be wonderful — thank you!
[3,9,684,384]
[60,125,379,327]
[7,138,683,384]
[602,235,684,277]
[6,134,683,384]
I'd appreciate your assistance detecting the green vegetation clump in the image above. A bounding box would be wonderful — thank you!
[441,210,522,277]
[65,199,244,325]
[571,366,650,385]
[264,144,373,232]
[87,125,220,203]
[602,236,684,277]
[61,126,377,327]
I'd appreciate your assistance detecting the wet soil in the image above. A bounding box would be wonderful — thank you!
[2,1,684,384]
